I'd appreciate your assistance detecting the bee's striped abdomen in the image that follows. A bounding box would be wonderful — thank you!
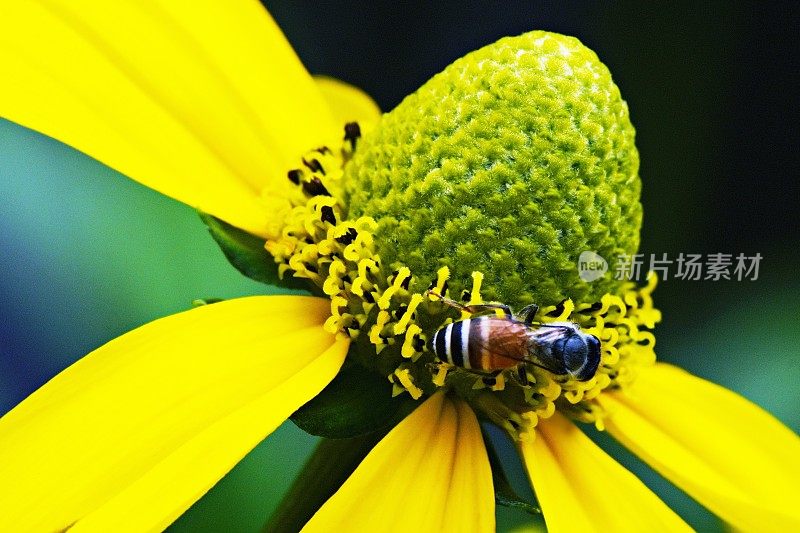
[431,318,473,369]
[466,317,494,370]
[431,316,529,371]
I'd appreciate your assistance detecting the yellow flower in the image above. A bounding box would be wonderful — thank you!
[0,2,798,533]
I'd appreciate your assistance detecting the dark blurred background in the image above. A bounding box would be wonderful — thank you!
[1,1,797,532]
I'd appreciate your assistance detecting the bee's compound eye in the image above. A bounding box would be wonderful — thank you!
[563,335,589,373]
[587,334,601,353]
[572,334,602,381]
[560,334,601,381]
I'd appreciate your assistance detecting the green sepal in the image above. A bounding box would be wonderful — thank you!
[198,211,308,291]
[484,429,541,516]
[495,491,542,516]
[191,297,225,307]
[290,361,414,439]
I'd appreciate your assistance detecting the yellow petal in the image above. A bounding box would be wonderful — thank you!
[603,363,800,531]
[302,393,494,532]
[0,1,338,236]
[314,75,382,126]
[520,413,692,533]
[0,296,347,532]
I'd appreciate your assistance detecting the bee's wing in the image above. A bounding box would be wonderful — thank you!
[525,325,571,374]
[467,318,537,367]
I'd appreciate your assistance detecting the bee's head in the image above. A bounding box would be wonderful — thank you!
[553,331,602,382]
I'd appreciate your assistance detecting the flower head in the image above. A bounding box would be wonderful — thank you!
[0,3,798,533]
[344,31,640,307]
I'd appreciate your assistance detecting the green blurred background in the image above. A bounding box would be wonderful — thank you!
[1,1,797,532]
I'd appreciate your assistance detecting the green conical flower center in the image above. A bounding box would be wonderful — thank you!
[343,31,641,309]
[265,31,657,440]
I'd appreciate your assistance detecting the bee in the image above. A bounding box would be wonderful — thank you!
[427,293,601,382]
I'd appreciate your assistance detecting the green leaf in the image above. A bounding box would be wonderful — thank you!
[290,362,414,439]
[198,211,308,290]
[484,429,541,515]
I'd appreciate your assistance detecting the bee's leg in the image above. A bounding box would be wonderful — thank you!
[425,291,468,312]
[447,365,501,385]
[426,291,513,317]
[481,370,502,387]
[518,304,540,325]
[464,302,513,317]
[516,365,530,386]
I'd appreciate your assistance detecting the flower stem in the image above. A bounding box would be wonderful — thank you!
[262,430,386,533]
